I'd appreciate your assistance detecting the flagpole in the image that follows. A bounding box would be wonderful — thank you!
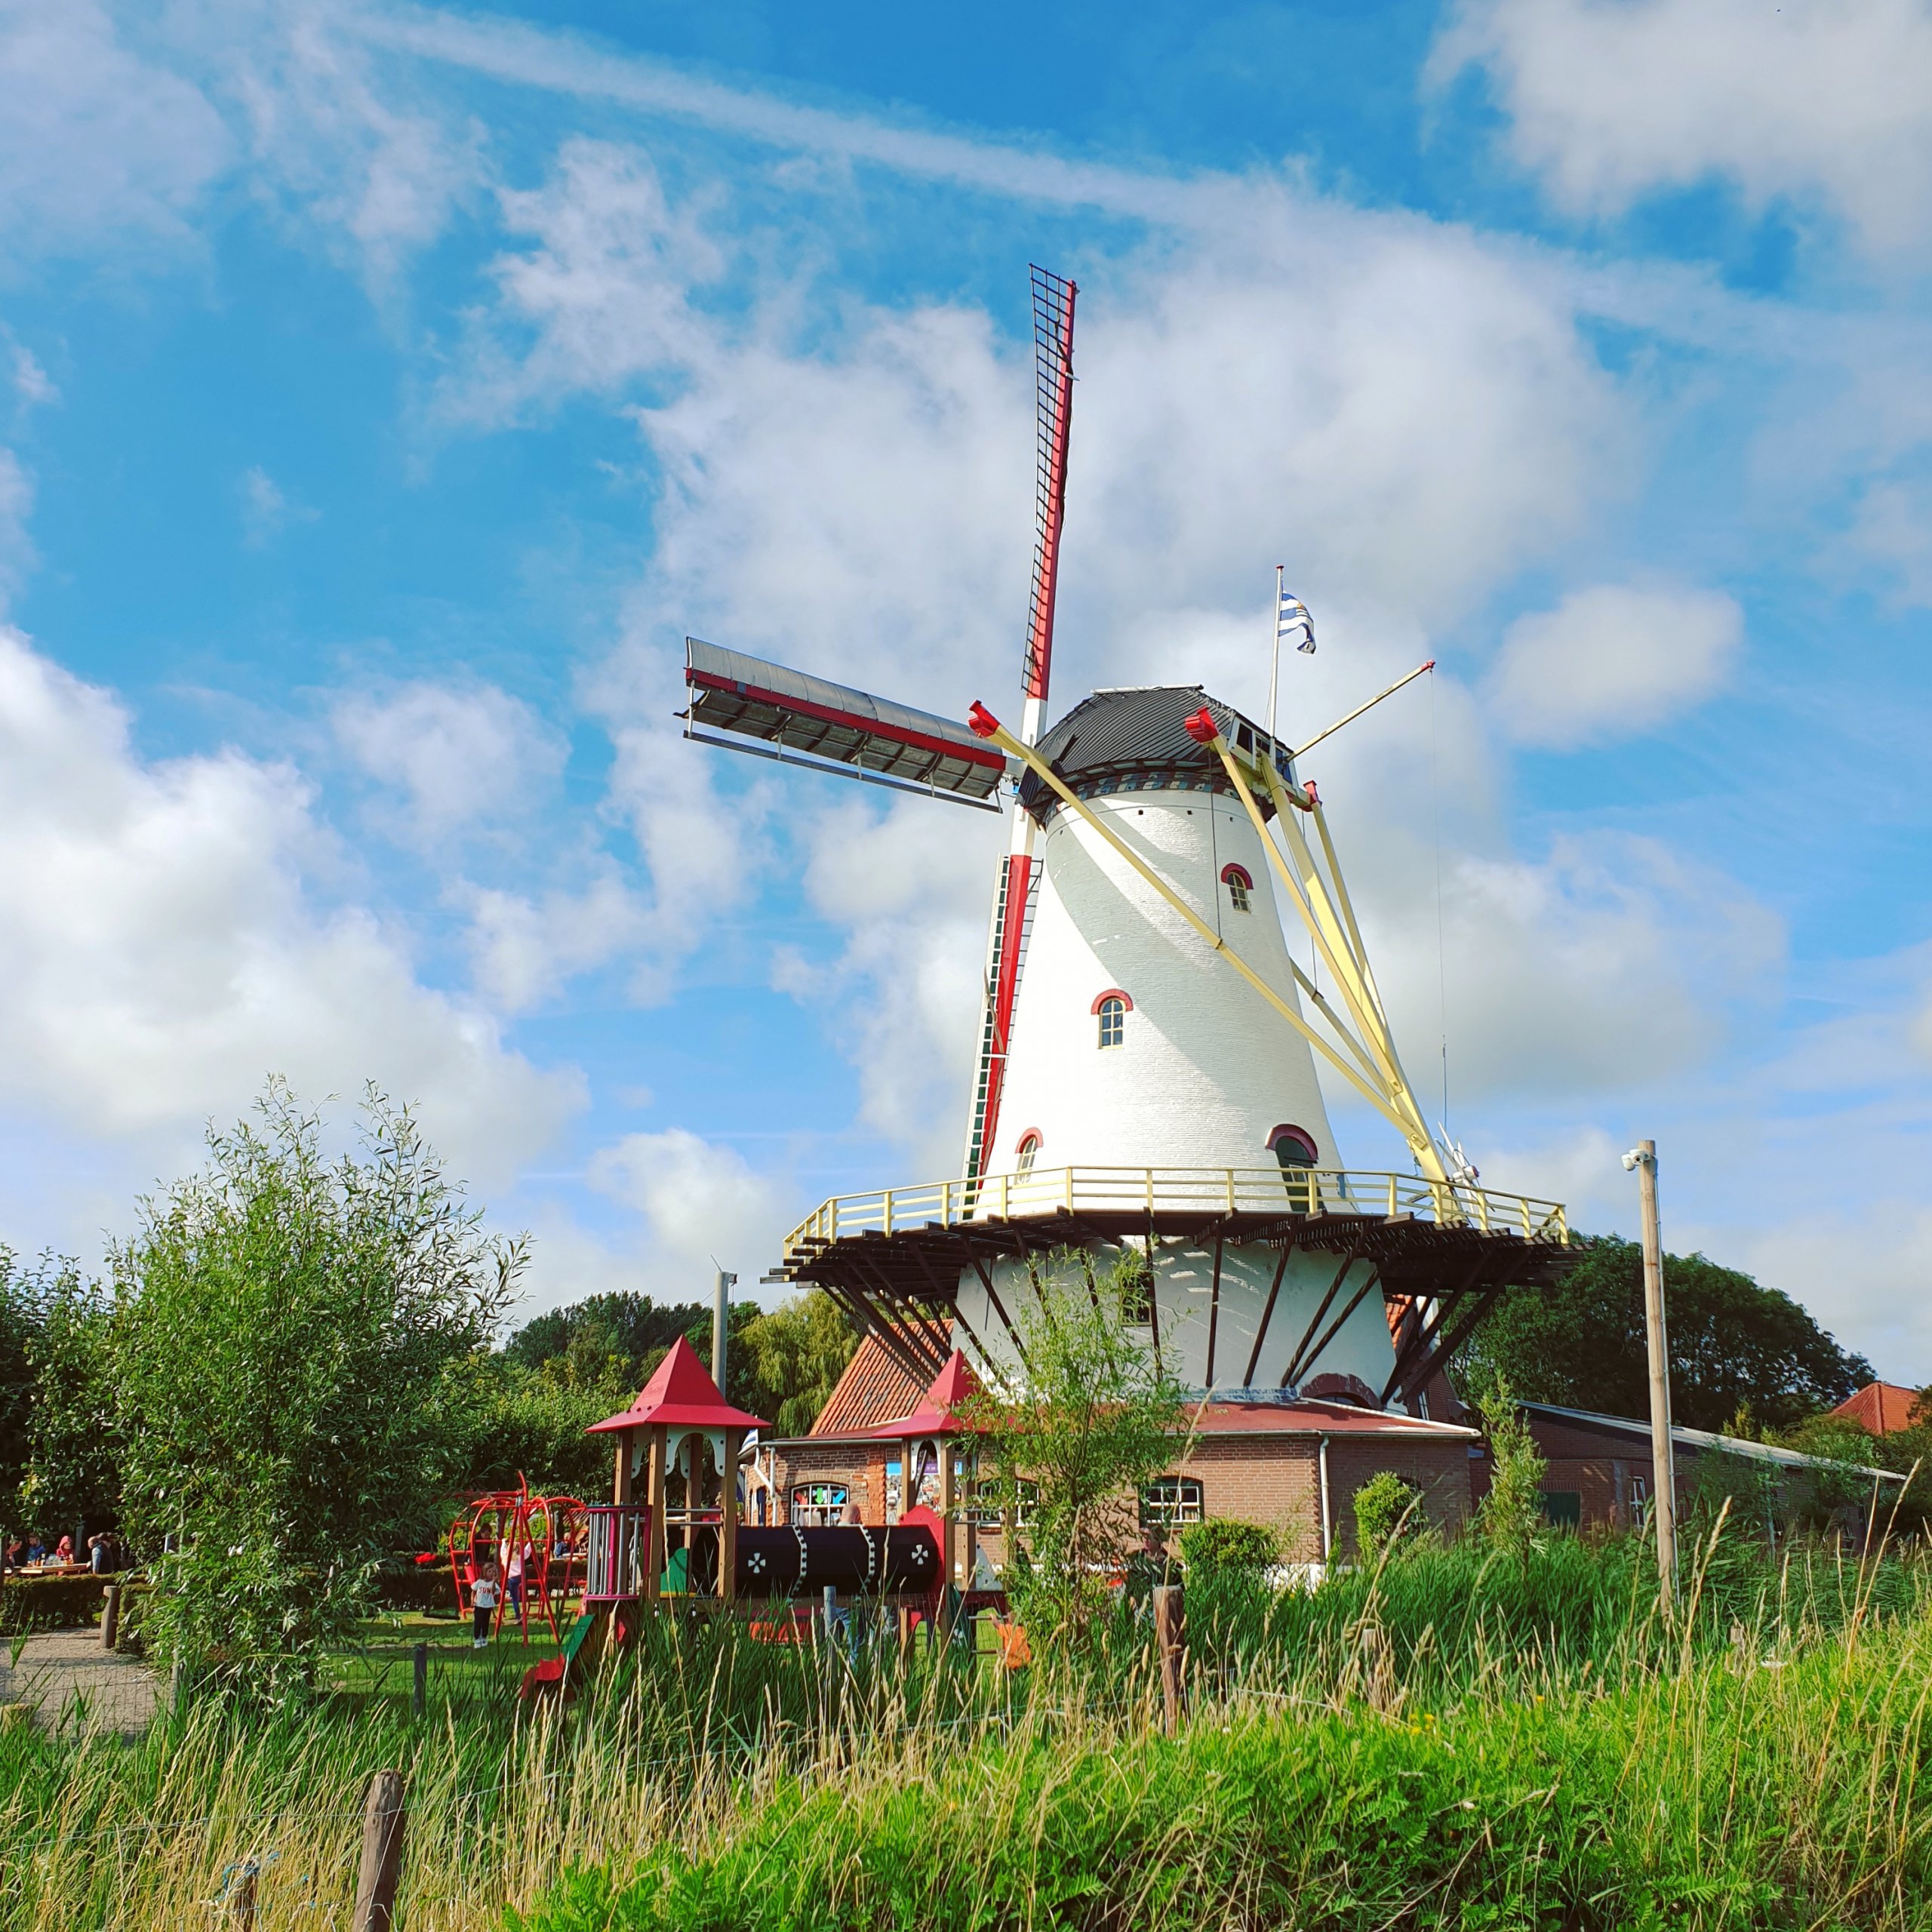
[1266,562,1284,745]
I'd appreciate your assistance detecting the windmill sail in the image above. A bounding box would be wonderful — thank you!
[964,266,1078,1188]
[684,639,1005,809]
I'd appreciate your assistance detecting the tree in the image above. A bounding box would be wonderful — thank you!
[0,1246,38,1514]
[1455,1237,1870,1431]
[18,1261,121,1537]
[737,1292,860,1435]
[112,1082,521,1701]
[1351,1471,1423,1558]
[1473,1374,1548,1563]
[966,1247,1185,1649]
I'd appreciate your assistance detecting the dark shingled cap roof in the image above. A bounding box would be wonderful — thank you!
[1016,685,1295,825]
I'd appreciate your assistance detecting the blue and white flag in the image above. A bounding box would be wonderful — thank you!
[1278,588,1316,655]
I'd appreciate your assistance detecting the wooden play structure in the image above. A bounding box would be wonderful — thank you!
[568,1338,986,1641]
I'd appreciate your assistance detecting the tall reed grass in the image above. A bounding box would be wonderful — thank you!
[2,1529,1927,1930]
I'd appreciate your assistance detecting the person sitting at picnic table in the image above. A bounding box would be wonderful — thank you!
[25,1534,45,1566]
[88,1533,107,1574]
[2,1538,23,1572]
[54,1534,74,1566]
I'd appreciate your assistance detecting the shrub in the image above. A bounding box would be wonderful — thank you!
[1474,1373,1548,1564]
[1180,1518,1278,1576]
[1352,1470,1423,1557]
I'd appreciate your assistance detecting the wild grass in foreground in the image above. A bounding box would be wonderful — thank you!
[2,1531,1929,1930]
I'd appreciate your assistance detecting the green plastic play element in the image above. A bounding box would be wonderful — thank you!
[662,1548,689,1595]
[560,1612,594,1665]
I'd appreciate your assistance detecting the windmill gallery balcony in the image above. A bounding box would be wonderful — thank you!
[768,1165,1577,1414]
[780,1165,1568,1262]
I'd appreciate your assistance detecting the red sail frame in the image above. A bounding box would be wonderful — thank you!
[969,267,1076,1186]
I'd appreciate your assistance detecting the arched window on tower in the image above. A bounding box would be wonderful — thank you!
[1267,1124,1319,1168]
[1096,995,1127,1049]
[1015,1131,1041,1174]
[1267,1123,1321,1212]
[1221,862,1253,913]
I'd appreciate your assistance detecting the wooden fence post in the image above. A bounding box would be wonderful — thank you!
[229,1858,258,1929]
[411,1642,427,1719]
[351,1768,408,1932]
[1152,1585,1185,1737]
[101,1583,122,1652]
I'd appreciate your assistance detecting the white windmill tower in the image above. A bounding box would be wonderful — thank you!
[684,268,1571,1409]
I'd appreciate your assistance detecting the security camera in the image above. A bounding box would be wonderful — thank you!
[1621,1149,1642,1172]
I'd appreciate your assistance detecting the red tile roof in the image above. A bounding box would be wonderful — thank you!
[587,1335,771,1434]
[1189,1398,1477,1438]
[871,1349,984,1437]
[1830,1382,1923,1437]
[811,1324,951,1436]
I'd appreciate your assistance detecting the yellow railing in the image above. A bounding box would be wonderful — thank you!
[780,1167,1568,1267]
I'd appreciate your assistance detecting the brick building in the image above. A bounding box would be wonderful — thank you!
[1473,1400,1906,1532]
[751,1330,1478,1562]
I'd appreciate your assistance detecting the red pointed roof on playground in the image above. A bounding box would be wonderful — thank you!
[586,1335,770,1435]
[873,1349,984,1437]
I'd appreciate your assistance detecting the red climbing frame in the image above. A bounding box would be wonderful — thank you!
[447,1475,589,1644]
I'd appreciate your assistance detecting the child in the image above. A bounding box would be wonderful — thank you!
[471,1558,500,1649]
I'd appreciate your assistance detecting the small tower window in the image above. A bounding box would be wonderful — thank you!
[1091,988,1133,1049]
[1221,863,1254,913]
[1268,1124,1319,1169]
[1016,1132,1041,1174]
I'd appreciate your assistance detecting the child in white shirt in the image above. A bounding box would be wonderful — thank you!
[472,1560,500,1648]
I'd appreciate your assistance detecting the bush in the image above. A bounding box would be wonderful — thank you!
[1179,1518,1278,1576]
[1352,1471,1423,1557]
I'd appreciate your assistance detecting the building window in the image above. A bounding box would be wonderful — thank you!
[1016,1132,1041,1174]
[1542,1490,1583,1531]
[1097,996,1126,1049]
[1221,863,1253,913]
[791,1481,849,1528]
[1268,1124,1319,1169]
[1140,1475,1204,1526]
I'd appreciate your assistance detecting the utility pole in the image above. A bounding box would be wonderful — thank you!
[1626,1139,1675,1604]
[712,1266,735,1395]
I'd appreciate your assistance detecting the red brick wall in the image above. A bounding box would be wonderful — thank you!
[768,1430,1474,1562]
[1323,1438,1472,1558]
[1164,1435,1471,1562]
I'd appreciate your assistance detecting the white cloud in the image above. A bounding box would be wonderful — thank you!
[778,795,1004,1177]
[0,449,32,611]
[461,872,652,1013]
[11,343,55,408]
[0,0,230,252]
[0,625,580,1189]
[334,679,566,845]
[589,629,769,1006]
[1486,582,1743,748]
[447,137,724,426]
[219,5,486,284]
[588,1127,786,1277]
[1845,474,1932,608]
[1432,0,1932,258]
[239,464,317,549]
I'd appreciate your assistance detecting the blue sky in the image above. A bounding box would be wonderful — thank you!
[1,0,1928,1373]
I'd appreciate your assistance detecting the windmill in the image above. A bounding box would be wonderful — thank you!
[683,268,1573,1408]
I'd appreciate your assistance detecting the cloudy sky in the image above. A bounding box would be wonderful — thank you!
[1,0,1927,1371]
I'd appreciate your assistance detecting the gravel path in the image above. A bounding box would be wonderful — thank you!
[0,1626,159,1736]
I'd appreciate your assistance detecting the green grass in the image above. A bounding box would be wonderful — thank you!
[2,1529,1929,1930]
